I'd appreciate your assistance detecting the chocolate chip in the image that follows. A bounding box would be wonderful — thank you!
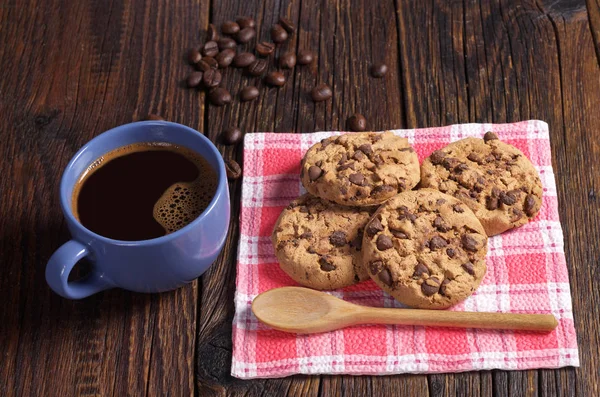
[240,86,259,102]
[366,218,384,236]
[225,158,242,180]
[467,152,482,163]
[430,150,446,165]
[237,16,256,29]
[316,160,323,167]
[308,166,323,181]
[524,194,537,216]
[336,162,355,171]
[202,69,222,88]
[421,277,440,296]
[500,191,517,206]
[186,71,203,88]
[279,16,295,33]
[369,260,383,275]
[348,114,367,132]
[413,263,429,278]
[372,155,384,166]
[221,21,240,35]
[298,206,309,213]
[233,52,256,68]
[429,236,448,250]
[307,246,316,254]
[462,262,475,275]
[397,206,417,222]
[340,186,348,195]
[486,196,499,210]
[461,234,480,252]
[439,278,451,296]
[456,163,469,172]
[446,248,456,258]
[247,59,268,76]
[188,48,202,65]
[436,198,446,205]
[349,173,365,186]
[299,231,313,239]
[311,84,332,102]
[202,41,219,57]
[265,71,286,87]
[370,63,388,78]
[358,144,373,155]
[376,234,393,251]
[483,131,498,142]
[319,256,336,272]
[442,157,460,170]
[378,267,393,286]
[352,150,366,161]
[350,229,364,250]
[433,216,450,232]
[256,42,276,56]
[217,37,237,50]
[278,52,297,69]
[371,185,395,196]
[512,208,524,220]
[453,204,464,213]
[491,187,501,197]
[329,231,347,247]
[297,49,314,65]
[207,23,219,41]
[216,49,236,68]
[271,24,288,43]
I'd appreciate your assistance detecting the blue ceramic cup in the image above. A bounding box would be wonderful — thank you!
[46,121,230,299]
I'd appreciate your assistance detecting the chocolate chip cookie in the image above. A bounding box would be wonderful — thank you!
[420,132,543,236]
[272,194,374,290]
[300,131,420,206]
[363,189,488,309]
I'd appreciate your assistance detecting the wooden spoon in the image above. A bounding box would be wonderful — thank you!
[251,287,558,334]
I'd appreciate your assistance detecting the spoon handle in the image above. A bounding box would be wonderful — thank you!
[354,307,557,332]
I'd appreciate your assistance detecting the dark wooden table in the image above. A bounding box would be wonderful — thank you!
[1,0,599,395]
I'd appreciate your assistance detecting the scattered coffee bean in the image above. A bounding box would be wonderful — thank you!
[225,158,242,180]
[370,63,388,78]
[221,20,240,35]
[216,49,236,68]
[421,277,441,296]
[256,41,276,56]
[196,57,218,71]
[143,114,164,121]
[308,165,323,181]
[202,41,219,57]
[524,194,536,216]
[186,71,203,88]
[413,263,429,278]
[233,52,256,68]
[208,87,232,106]
[237,16,256,29]
[217,37,237,50]
[483,131,498,142]
[347,114,367,131]
[311,83,332,102]
[222,127,243,145]
[271,24,288,43]
[279,17,295,33]
[247,59,268,76]
[329,231,347,247]
[265,71,286,87]
[378,267,392,286]
[202,69,222,88]
[207,23,219,41]
[297,49,314,65]
[235,27,256,43]
[240,86,259,102]
[462,262,475,275]
[376,234,393,251]
[279,52,297,69]
[188,48,202,65]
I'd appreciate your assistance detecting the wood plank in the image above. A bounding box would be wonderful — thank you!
[0,0,208,395]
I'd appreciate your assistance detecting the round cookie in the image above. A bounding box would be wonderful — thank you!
[300,131,420,206]
[420,132,543,236]
[272,194,374,290]
[363,189,488,309]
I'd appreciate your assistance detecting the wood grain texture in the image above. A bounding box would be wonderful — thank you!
[1,0,599,396]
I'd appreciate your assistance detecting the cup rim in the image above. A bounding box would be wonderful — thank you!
[60,120,228,247]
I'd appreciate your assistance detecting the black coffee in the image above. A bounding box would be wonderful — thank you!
[73,142,217,241]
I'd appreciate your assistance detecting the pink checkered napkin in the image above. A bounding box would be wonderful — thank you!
[231,121,579,379]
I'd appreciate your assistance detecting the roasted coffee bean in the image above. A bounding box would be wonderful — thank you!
[246,59,268,76]
[202,69,222,88]
[483,131,498,142]
[297,49,314,65]
[188,48,202,65]
[279,16,295,33]
[237,16,256,29]
[217,37,237,50]
[240,86,259,102]
[202,41,219,57]
[186,71,203,88]
[207,23,219,41]
[225,158,242,180]
[370,63,388,78]
[222,127,243,145]
[196,57,218,71]
[462,262,475,275]
[329,231,347,247]
[271,24,288,43]
[311,83,332,102]
[216,49,236,68]
[421,277,441,296]
[235,27,256,43]
[279,52,297,69]
[349,173,365,186]
[308,165,323,181]
[348,114,367,131]
[143,114,164,121]
[256,41,276,56]
[461,234,480,252]
[233,52,256,68]
[366,218,384,236]
[376,234,393,251]
[265,71,286,87]
[524,194,537,216]
[429,236,448,250]
[413,263,429,278]
[208,87,232,106]
[378,267,392,286]
[221,20,240,35]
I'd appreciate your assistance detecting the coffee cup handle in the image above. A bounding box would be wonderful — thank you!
[46,240,113,299]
